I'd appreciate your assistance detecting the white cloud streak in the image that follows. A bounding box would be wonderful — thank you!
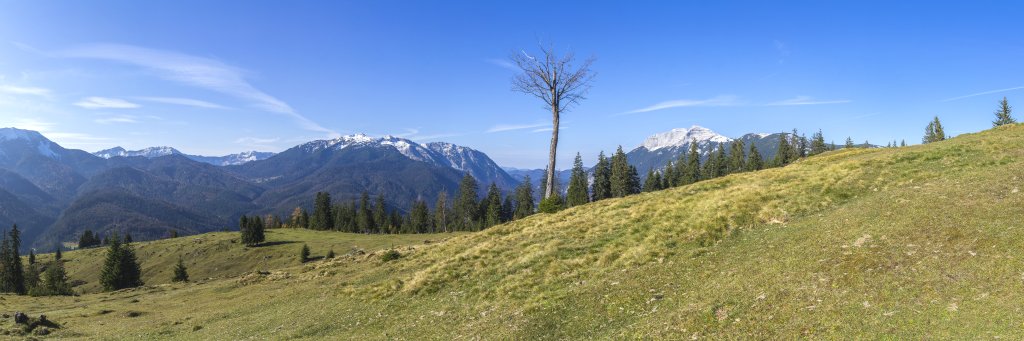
[134,96,230,109]
[486,122,549,133]
[74,96,140,109]
[58,43,337,137]
[95,115,139,124]
[620,95,740,115]
[941,86,1024,102]
[766,96,851,106]
[0,85,51,97]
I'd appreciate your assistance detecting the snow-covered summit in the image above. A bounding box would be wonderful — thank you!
[93,146,182,159]
[0,128,46,142]
[640,125,732,151]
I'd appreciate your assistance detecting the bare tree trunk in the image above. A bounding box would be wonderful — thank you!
[545,109,559,199]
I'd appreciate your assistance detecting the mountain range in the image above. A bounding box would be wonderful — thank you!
[0,128,515,251]
[94,146,276,166]
[0,124,847,250]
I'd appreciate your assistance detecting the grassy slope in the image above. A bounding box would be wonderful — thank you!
[4,125,1024,339]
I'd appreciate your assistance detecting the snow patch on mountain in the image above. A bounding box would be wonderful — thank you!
[93,146,181,159]
[640,125,731,151]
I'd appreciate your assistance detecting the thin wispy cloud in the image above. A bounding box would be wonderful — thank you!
[767,96,850,106]
[57,43,337,137]
[135,96,230,109]
[531,127,558,133]
[0,85,51,97]
[486,122,549,133]
[620,95,740,115]
[95,114,139,124]
[235,136,280,145]
[74,96,140,109]
[485,58,516,70]
[941,86,1024,102]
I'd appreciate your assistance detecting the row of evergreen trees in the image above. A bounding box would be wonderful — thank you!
[0,225,74,296]
[276,174,539,235]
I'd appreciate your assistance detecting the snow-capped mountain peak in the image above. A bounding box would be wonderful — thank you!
[640,125,732,151]
[93,146,181,159]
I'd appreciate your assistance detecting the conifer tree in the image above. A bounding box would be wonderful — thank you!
[728,140,746,174]
[772,134,791,167]
[482,184,502,228]
[809,129,828,155]
[300,244,311,263]
[662,161,676,188]
[565,153,590,207]
[901,139,907,147]
[31,260,72,296]
[610,146,634,198]
[844,137,855,149]
[357,192,372,233]
[54,247,62,261]
[590,152,612,201]
[993,96,1016,127]
[0,225,25,294]
[28,250,34,265]
[746,144,764,171]
[642,169,662,192]
[373,194,388,233]
[435,191,450,232]
[501,195,514,223]
[455,174,480,231]
[683,142,701,184]
[172,257,189,282]
[326,249,336,259]
[924,116,946,143]
[311,192,334,230]
[513,176,535,219]
[23,263,39,294]
[100,234,143,291]
[409,200,430,233]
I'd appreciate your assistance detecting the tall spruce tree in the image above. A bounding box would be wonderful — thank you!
[0,225,25,294]
[311,192,334,230]
[728,140,746,174]
[993,97,1016,127]
[772,134,792,167]
[566,153,590,207]
[514,176,535,219]
[746,144,764,171]
[373,194,388,234]
[100,234,143,291]
[609,146,633,198]
[590,152,612,201]
[662,161,676,188]
[434,191,450,232]
[482,183,503,228]
[924,116,946,143]
[409,200,430,233]
[455,174,480,231]
[682,142,701,184]
[501,195,514,223]
[357,192,373,233]
[642,169,662,192]
[844,137,855,149]
[809,129,828,155]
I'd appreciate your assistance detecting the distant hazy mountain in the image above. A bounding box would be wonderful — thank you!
[0,127,521,250]
[94,146,275,166]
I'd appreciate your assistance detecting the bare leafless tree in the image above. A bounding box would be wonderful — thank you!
[510,45,595,199]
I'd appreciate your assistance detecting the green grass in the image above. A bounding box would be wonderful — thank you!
[4,124,1024,339]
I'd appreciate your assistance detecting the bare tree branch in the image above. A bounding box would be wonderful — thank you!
[508,43,596,199]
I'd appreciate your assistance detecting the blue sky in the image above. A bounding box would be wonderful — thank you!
[0,1,1022,168]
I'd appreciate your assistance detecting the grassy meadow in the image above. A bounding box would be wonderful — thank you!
[4,124,1024,339]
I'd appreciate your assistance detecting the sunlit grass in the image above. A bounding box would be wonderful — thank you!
[4,124,1024,339]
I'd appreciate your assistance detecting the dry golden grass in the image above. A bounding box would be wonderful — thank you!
[4,124,1024,339]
